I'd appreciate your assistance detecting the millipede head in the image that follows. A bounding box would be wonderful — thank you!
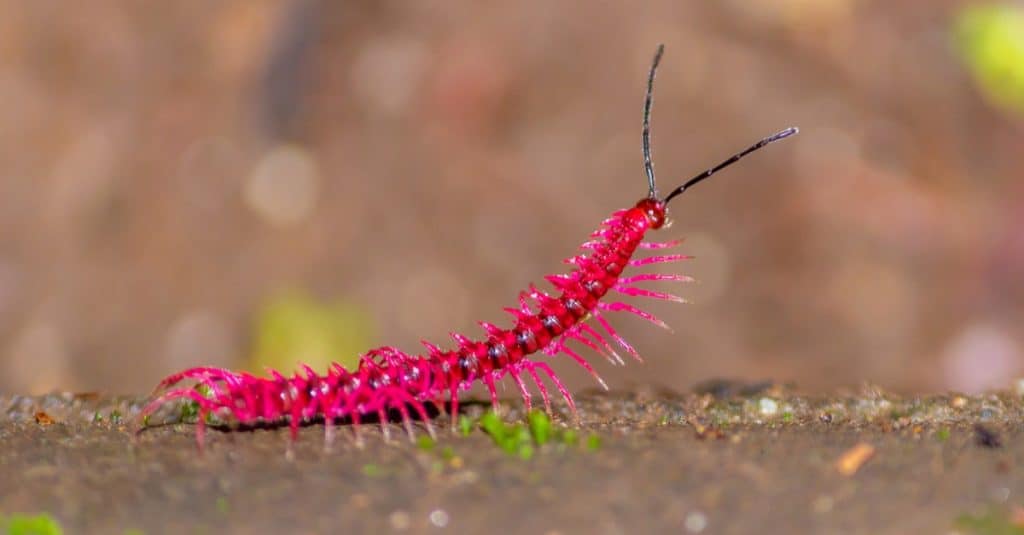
[633,197,667,230]
[638,44,798,227]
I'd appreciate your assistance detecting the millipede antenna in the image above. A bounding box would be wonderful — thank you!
[662,127,799,205]
[643,44,665,199]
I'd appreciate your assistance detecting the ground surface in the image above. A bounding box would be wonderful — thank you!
[2,383,1023,534]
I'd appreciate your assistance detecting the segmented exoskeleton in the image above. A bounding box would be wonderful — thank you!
[137,45,797,447]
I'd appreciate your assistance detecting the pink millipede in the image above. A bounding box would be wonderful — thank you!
[137,45,797,447]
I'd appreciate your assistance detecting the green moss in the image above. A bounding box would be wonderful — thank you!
[1,513,63,535]
[781,412,795,423]
[936,428,951,442]
[586,434,602,451]
[361,464,383,477]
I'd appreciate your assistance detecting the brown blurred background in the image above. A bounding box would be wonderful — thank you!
[1,0,1022,396]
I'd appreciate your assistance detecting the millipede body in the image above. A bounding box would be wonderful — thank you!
[138,45,797,447]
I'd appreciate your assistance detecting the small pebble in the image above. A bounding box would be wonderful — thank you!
[429,509,449,528]
[684,511,708,533]
[950,396,968,409]
[758,398,778,416]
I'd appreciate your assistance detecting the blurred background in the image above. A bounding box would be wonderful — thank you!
[1,0,1023,396]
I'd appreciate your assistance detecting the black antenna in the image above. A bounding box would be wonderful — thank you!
[662,127,799,205]
[643,44,665,199]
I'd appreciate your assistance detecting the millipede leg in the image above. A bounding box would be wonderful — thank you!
[599,301,672,330]
[637,239,683,250]
[483,373,500,414]
[554,343,607,390]
[136,388,221,449]
[531,361,578,424]
[391,389,436,439]
[324,417,336,451]
[579,323,624,365]
[397,403,416,442]
[413,400,436,439]
[613,285,686,304]
[525,364,552,416]
[351,411,364,448]
[593,311,642,362]
[509,368,533,413]
[449,385,460,433]
[196,409,207,451]
[377,407,391,442]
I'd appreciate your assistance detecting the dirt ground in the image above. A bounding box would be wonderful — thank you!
[2,383,1023,534]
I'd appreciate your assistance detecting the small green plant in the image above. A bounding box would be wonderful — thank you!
[362,464,383,477]
[936,428,951,442]
[1,513,64,535]
[528,411,552,445]
[215,496,229,514]
[416,435,436,452]
[477,410,598,458]
[458,415,473,437]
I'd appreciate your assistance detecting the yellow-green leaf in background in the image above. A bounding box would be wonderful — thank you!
[247,291,372,376]
[954,3,1024,117]
[1,513,63,535]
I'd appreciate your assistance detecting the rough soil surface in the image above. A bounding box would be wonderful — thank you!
[2,383,1022,534]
